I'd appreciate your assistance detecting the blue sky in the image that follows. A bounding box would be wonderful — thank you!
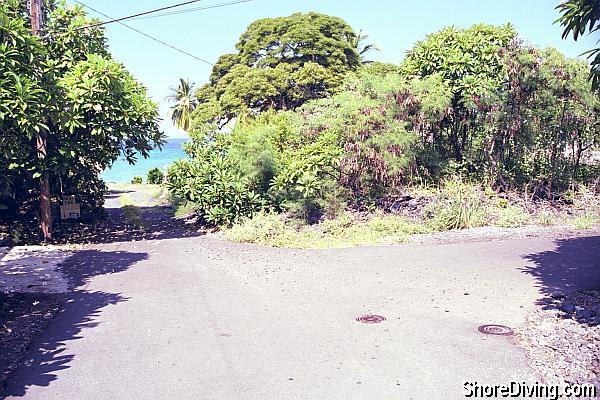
[66,0,599,138]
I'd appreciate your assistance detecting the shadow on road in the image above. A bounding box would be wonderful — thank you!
[520,235,600,324]
[2,249,147,398]
[55,204,202,245]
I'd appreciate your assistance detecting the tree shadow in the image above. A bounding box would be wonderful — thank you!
[54,204,203,245]
[103,188,134,200]
[1,249,147,398]
[520,235,600,325]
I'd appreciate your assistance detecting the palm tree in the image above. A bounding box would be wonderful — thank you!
[167,78,197,131]
[350,29,379,64]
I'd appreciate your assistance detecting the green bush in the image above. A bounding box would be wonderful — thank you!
[225,212,297,247]
[122,205,143,228]
[9,222,25,245]
[366,215,431,236]
[131,176,143,184]
[227,111,301,196]
[166,23,600,236]
[147,168,164,184]
[536,209,555,226]
[166,156,263,226]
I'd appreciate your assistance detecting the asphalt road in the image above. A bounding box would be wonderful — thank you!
[3,214,599,399]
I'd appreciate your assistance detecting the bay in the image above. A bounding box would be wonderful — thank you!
[102,138,188,183]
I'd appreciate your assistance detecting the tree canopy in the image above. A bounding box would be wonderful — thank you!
[193,12,362,125]
[402,23,517,103]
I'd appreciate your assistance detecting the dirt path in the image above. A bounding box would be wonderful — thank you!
[2,189,599,399]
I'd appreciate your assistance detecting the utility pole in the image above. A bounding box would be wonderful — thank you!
[29,0,53,241]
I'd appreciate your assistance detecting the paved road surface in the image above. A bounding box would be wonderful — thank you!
[3,198,599,399]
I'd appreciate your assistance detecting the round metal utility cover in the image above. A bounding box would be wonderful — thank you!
[478,324,513,336]
[356,315,386,324]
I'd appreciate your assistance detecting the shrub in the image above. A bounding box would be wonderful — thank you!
[166,156,263,226]
[131,176,143,184]
[122,205,143,228]
[147,168,164,184]
[428,180,487,230]
[225,212,296,247]
[227,110,300,195]
[366,215,430,236]
[320,213,428,245]
[9,222,25,245]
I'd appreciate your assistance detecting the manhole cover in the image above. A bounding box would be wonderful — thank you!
[356,314,386,324]
[478,324,513,336]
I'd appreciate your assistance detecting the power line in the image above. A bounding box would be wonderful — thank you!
[76,0,206,30]
[127,0,254,21]
[72,0,215,66]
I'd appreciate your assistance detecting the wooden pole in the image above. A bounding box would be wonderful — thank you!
[30,0,53,241]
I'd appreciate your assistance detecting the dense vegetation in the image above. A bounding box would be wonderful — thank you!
[0,0,163,239]
[168,17,600,229]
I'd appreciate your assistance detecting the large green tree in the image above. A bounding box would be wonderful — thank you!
[193,12,361,125]
[0,0,163,237]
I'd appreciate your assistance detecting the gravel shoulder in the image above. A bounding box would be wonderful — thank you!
[517,290,600,387]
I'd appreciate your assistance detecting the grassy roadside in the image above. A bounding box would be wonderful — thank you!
[222,182,600,249]
[225,212,431,248]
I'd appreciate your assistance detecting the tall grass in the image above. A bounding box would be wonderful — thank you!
[428,180,486,230]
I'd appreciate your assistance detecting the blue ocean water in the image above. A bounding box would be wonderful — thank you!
[102,138,188,183]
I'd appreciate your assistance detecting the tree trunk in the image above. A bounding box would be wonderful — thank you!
[39,176,52,240]
[31,0,53,241]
